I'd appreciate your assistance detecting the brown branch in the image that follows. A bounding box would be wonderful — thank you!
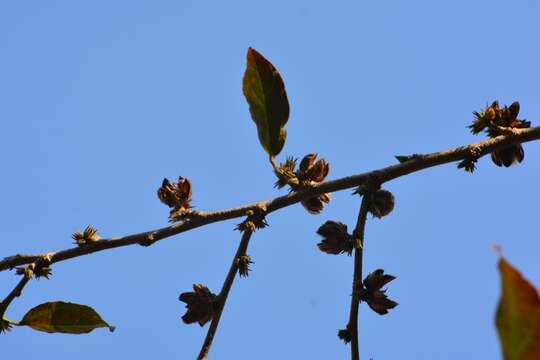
[2,126,540,272]
[197,229,254,360]
[347,192,372,360]
[0,266,32,320]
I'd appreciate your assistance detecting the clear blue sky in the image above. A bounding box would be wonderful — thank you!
[1,1,539,359]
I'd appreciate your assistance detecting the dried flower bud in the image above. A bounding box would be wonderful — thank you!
[369,190,394,218]
[237,255,253,277]
[157,177,193,220]
[491,145,524,167]
[301,193,331,214]
[179,284,218,326]
[72,226,100,246]
[297,153,330,183]
[317,221,353,255]
[299,153,317,172]
[471,100,531,138]
[337,328,352,344]
[508,101,520,120]
[360,269,398,315]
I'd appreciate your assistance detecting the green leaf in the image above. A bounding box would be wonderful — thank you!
[496,257,540,359]
[242,47,290,157]
[20,301,115,334]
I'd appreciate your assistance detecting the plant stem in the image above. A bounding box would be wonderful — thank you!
[197,229,253,360]
[347,194,371,360]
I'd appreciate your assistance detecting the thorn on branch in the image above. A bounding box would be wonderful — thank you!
[394,154,423,163]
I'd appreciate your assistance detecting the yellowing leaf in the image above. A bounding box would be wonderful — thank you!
[20,301,115,334]
[496,257,540,360]
[242,47,290,157]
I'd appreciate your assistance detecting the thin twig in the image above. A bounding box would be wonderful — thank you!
[1,127,540,272]
[197,229,254,360]
[347,193,372,360]
[0,267,32,319]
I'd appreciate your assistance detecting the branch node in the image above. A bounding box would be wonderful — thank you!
[138,233,156,247]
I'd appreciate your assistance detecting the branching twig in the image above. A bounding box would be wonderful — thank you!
[1,127,540,273]
[347,192,372,360]
[197,229,254,360]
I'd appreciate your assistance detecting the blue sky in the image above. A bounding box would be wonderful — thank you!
[1,1,539,359]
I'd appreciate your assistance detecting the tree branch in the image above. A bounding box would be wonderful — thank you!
[347,192,371,360]
[1,127,540,272]
[0,267,32,321]
[197,229,254,360]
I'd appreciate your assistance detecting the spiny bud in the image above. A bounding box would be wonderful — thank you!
[237,255,253,277]
[457,158,477,173]
[72,226,100,246]
[369,190,395,218]
[33,266,52,279]
[235,208,268,232]
[179,284,218,327]
[360,269,398,315]
[274,157,299,189]
[316,221,353,255]
[0,319,12,334]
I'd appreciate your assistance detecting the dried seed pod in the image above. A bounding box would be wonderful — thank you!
[361,269,398,315]
[369,190,395,218]
[491,145,524,167]
[157,177,193,221]
[179,284,218,327]
[301,193,331,215]
[316,221,353,255]
[296,153,330,184]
